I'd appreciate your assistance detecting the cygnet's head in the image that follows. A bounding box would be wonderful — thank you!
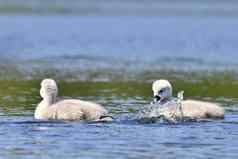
[152,79,172,103]
[40,79,58,99]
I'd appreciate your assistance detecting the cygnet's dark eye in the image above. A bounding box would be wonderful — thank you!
[159,89,164,94]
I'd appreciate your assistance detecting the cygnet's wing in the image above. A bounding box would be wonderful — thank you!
[181,100,224,119]
[48,100,83,120]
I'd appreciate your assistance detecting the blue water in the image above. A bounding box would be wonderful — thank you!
[1,15,238,73]
[0,101,238,159]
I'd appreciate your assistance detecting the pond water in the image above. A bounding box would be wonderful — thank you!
[0,14,238,159]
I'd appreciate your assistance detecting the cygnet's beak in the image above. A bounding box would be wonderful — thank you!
[153,95,161,103]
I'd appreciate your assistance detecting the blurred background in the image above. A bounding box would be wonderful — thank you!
[0,0,238,81]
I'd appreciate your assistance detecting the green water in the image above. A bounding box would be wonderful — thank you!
[0,79,237,116]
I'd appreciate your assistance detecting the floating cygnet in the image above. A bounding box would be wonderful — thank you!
[139,79,224,122]
[34,79,112,121]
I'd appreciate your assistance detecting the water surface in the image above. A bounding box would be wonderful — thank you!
[0,8,238,159]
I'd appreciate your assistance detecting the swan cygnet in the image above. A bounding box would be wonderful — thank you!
[139,79,224,122]
[34,79,113,121]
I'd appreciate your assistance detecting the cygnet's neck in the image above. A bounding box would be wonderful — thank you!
[41,95,57,107]
[35,95,57,119]
[159,97,172,105]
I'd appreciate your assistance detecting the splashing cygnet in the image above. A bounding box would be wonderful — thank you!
[139,79,224,122]
[34,79,113,121]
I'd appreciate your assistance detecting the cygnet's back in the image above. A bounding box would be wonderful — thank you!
[40,99,108,120]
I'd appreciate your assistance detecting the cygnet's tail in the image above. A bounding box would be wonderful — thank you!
[97,115,114,122]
